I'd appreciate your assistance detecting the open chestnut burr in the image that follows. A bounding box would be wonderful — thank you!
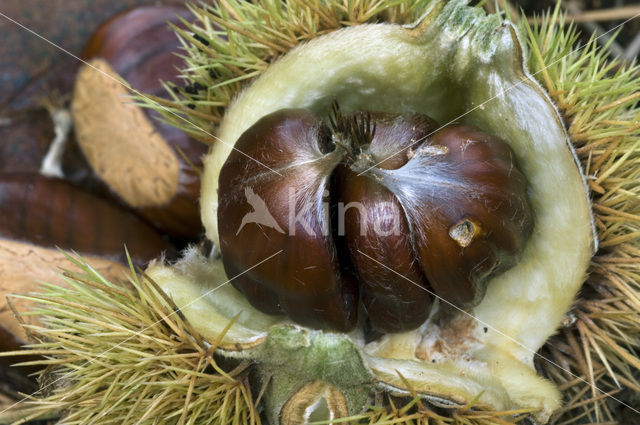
[218,105,533,333]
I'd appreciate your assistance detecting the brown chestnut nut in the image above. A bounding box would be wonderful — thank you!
[218,109,358,331]
[217,107,532,333]
[73,5,207,239]
[0,173,175,267]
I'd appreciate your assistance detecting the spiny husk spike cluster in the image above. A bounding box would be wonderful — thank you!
[335,398,534,424]
[524,5,640,424]
[0,253,532,425]
[0,255,258,425]
[135,0,435,143]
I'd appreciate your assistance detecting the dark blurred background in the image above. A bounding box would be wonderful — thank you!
[0,0,189,111]
[491,0,640,61]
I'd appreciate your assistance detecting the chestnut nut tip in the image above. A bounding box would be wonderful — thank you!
[217,106,533,334]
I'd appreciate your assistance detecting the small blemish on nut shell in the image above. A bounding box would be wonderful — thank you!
[449,219,479,247]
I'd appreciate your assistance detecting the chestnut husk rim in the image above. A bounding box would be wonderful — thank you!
[150,1,596,423]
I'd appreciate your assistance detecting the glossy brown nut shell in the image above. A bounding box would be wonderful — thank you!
[369,124,533,308]
[0,173,175,267]
[337,166,433,332]
[335,113,440,332]
[218,110,358,332]
[217,108,532,333]
[81,5,206,238]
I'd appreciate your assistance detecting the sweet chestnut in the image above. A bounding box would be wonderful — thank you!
[217,106,532,333]
[0,173,175,267]
[74,5,207,239]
